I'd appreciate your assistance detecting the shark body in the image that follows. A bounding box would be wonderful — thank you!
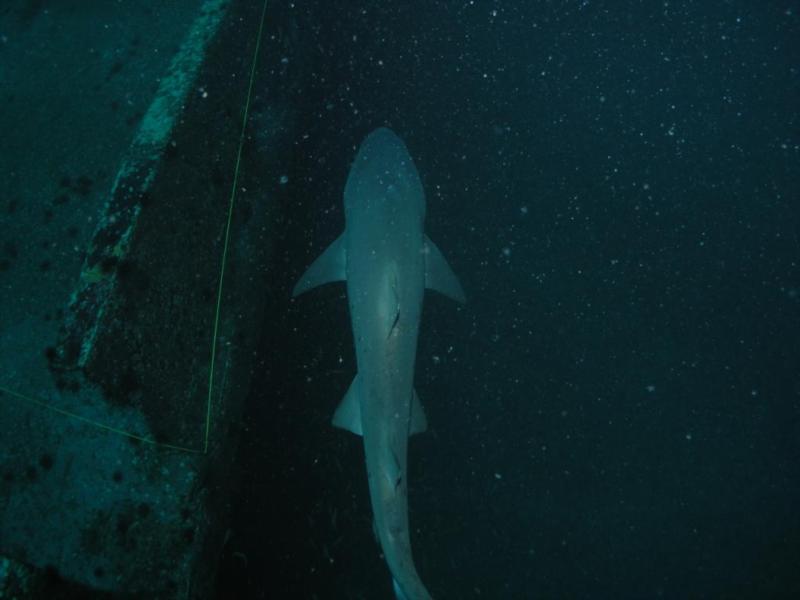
[293,127,465,599]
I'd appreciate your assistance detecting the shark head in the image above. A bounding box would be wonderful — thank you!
[344,127,426,224]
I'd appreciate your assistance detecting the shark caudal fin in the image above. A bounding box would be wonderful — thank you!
[423,235,466,303]
[332,375,428,436]
[292,233,346,297]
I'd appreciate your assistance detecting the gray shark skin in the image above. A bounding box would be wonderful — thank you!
[293,127,465,600]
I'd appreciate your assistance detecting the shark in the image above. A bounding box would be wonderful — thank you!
[292,127,465,599]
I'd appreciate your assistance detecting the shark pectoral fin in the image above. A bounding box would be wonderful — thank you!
[332,375,363,435]
[424,235,466,304]
[410,388,428,435]
[292,233,347,297]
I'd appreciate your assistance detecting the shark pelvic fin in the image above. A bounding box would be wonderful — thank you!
[410,388,428,435]
[331,377,428,436]
[332,375,363,435]
[424,235,466,303]
[292,233,346,297]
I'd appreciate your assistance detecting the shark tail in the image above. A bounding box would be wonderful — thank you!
[393,577,409,600]
[390,570,431,600]
[382,539,433,600]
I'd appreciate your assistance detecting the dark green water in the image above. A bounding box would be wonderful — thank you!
[2,1,796,598]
